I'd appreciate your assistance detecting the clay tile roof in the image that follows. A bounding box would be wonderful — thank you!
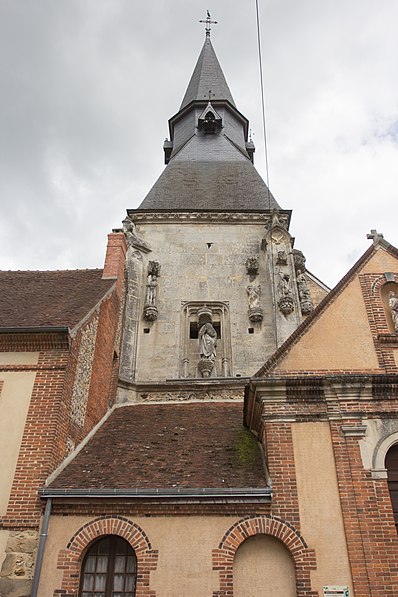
[50,403,267,490]
[0,269,115,330]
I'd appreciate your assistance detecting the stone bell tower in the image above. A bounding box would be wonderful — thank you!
[117,29,315,401]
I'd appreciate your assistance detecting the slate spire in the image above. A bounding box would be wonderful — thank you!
[180,36,236,110]
[135,32,281,212]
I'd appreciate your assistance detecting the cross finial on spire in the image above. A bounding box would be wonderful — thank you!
[204,90,215,101]
[199,10,217,37]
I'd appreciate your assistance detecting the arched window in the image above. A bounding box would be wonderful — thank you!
[79,535,137,597]
[385,443,398,532]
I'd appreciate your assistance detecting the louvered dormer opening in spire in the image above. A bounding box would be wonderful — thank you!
[198,102,222,134]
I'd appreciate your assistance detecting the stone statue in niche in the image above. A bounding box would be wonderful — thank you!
[389,291,398,333]
[277,270,294,315]
[247,284,260,308]
[198,321,217,378]
[296,269,313,315]
[123,217,151,253]
[199,322,217,360]
[143,261,161,321]
[247,284,263,322]
[196,307,217,377]
[245,256,259,276]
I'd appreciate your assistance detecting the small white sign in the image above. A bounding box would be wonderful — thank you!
[323,587,349,597]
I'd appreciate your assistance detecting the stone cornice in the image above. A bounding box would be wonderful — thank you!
[129,210,292,226]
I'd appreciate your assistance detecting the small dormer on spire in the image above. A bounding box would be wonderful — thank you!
[198,101,222,134]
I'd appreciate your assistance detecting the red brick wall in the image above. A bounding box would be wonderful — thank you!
[102,232,127,294]
[330,421,398,597]
[0,276,123,528]
[1,341,69,527]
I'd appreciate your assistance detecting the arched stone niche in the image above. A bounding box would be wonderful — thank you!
[212,516,316,597]
[381,281,398,334]
[233,535,297,597]
[358,420,398,479]
[180,301,232,378]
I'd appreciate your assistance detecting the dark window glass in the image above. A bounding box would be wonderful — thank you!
[79,535,137,597]
[386,444,398,532]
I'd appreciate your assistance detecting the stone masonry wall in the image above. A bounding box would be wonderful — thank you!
[132,220,279,381]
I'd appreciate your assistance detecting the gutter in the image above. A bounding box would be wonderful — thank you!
[39,487,271,500]
[31,498,52,597]
[0,326,68,333]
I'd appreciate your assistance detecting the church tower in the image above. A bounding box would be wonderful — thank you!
[118,28,317,400]
[6,18,398,597]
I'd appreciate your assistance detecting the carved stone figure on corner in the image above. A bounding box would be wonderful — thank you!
[198,322,217,377]
[292,249,306,273]
[389,291,398,333]
[247,284,263,322]
[296,269,313,315]
[123,217,151,253]
[277,270,294,315]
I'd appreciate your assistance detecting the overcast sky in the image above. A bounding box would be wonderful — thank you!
[1,1,397,287]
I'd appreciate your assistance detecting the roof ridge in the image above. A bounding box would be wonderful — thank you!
[0,268,104,274]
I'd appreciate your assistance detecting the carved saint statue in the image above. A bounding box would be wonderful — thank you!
[296,269,313,315]
[198,322,217,361]
[389,291,398,333]
[278,271,291,297]
[247,284,260,308]
[296,270,310,300]
[145,274,158,306]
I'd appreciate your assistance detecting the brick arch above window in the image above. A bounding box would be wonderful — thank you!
[373,430,398,476]
[55,516,158,597]
[212,515,317,597]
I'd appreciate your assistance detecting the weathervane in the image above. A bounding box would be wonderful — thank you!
[199,10,217,37]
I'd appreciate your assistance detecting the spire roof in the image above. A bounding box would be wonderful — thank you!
[134,32,283,213]
[180,36,236,109]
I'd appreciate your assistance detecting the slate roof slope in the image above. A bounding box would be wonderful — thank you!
[50,403,267,489]
[180,36,236,110]
[136,160,280,212]
[0,269,114,329]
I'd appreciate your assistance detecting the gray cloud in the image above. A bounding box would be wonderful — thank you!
[0,0,397,286]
